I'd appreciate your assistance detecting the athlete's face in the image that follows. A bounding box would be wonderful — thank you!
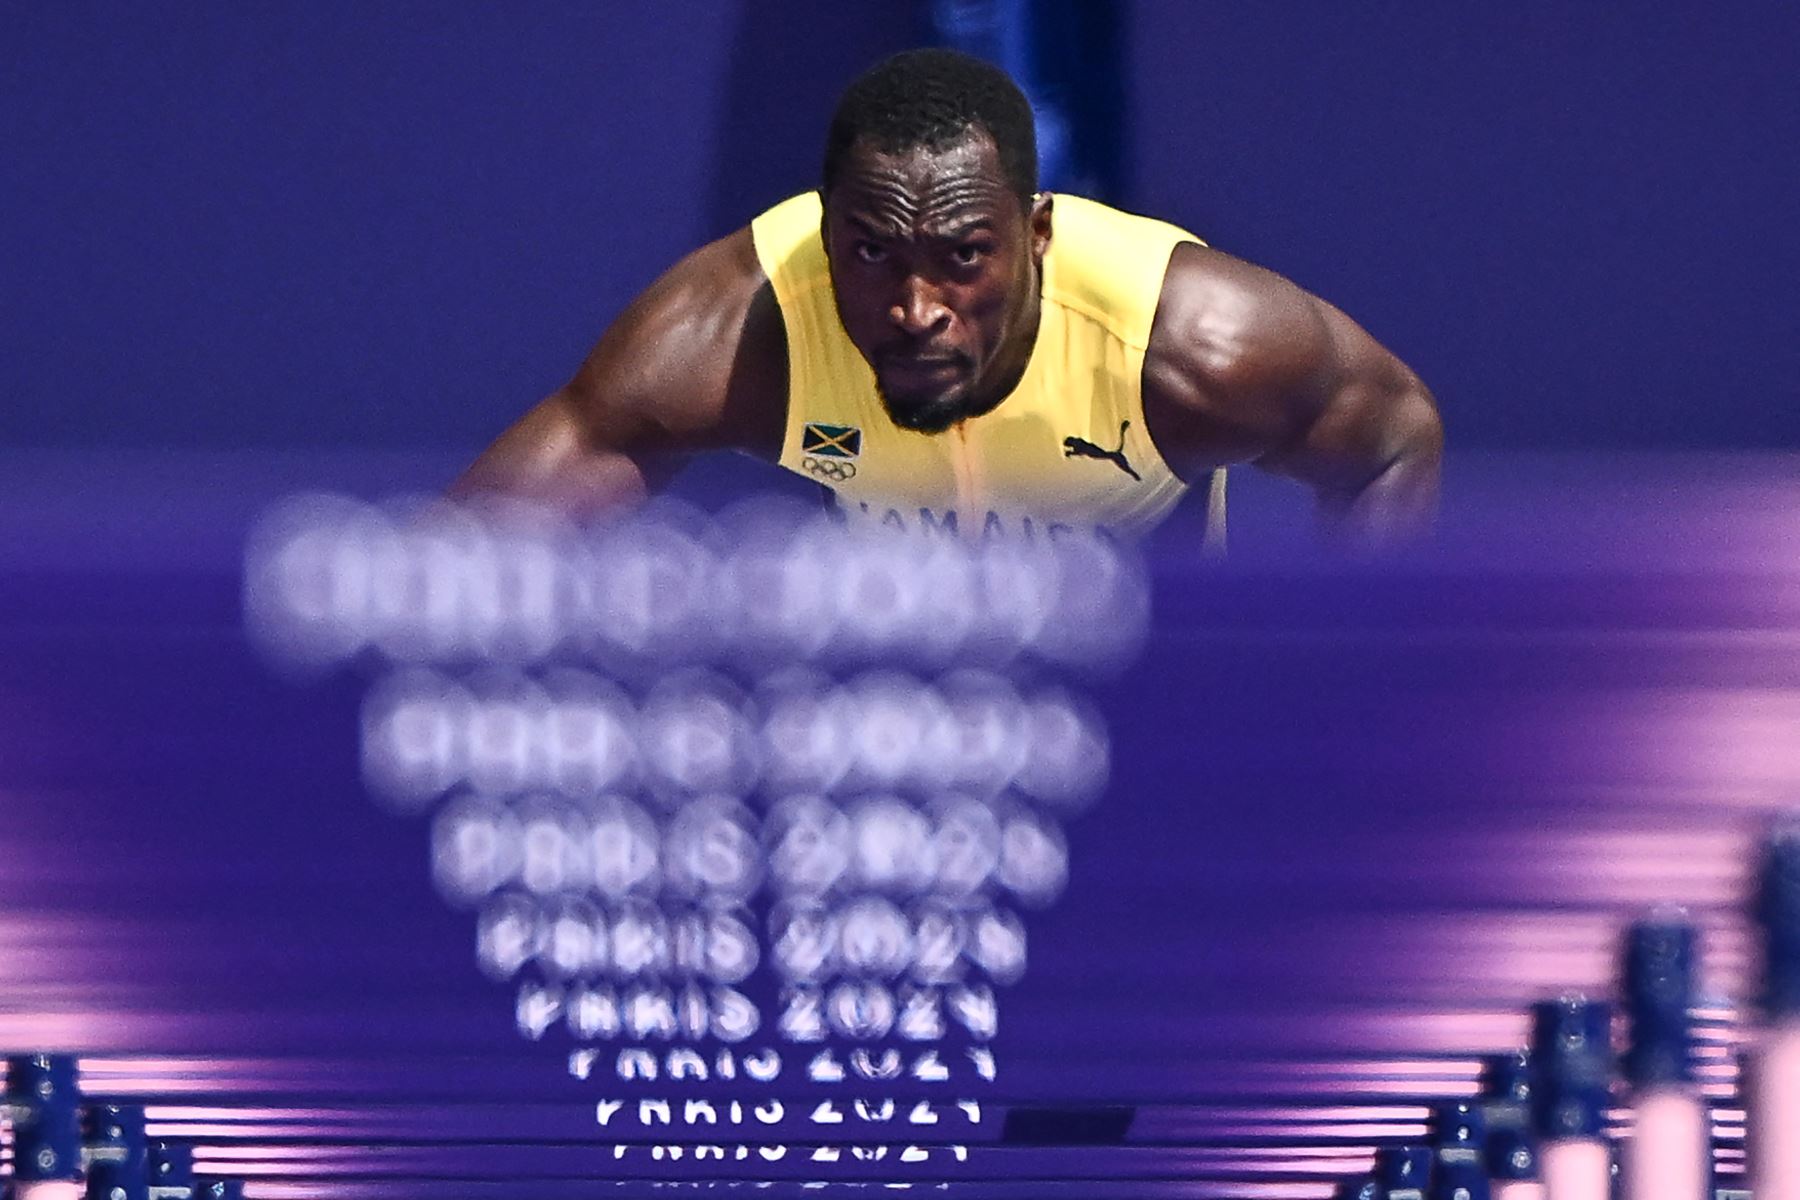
[823,130,1052,434]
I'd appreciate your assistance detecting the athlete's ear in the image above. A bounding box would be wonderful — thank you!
[1029,192,1053,262]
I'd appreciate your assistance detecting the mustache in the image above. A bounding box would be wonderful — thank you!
[878,346,967,366]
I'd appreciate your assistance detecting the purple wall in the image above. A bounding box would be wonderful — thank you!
[1129,5,1800,448]
[6,3,1796,452]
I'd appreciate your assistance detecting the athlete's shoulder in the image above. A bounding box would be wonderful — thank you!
[1043,195,1204,350]
[1150,241,1332,399]
[591,225,771,380]
[565,223,785,458]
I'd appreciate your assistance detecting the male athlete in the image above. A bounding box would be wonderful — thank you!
[457,49,1442,549]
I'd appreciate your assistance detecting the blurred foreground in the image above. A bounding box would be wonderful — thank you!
[3,449,1800,1196]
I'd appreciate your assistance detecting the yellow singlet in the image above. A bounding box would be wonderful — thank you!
[750,192,1226,545]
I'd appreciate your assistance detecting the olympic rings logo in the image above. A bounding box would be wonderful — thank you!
[802,455,857,482]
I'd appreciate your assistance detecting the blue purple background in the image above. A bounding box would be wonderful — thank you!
[6,2,1797,458]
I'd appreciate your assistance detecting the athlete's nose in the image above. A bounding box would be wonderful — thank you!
[890,275,950,338]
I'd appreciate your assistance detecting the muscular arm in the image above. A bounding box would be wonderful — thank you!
[452,228,786,515]
[1143,242,1443,550]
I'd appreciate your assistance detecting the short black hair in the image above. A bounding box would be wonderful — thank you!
[822,48,1038,208]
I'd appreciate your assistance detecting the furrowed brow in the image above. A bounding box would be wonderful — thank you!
[924,217,997,242]
[845,214,905,240]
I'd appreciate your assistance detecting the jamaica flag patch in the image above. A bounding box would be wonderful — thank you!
[802,423,862,459]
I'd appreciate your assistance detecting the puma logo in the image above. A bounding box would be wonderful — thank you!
[1062,420,1141,481]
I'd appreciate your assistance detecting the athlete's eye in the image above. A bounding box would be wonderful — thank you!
[952,243,988,266]
[854,242,887,265]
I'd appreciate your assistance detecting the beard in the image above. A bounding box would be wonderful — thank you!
[874,359,986,434]
[878,385,976,435]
